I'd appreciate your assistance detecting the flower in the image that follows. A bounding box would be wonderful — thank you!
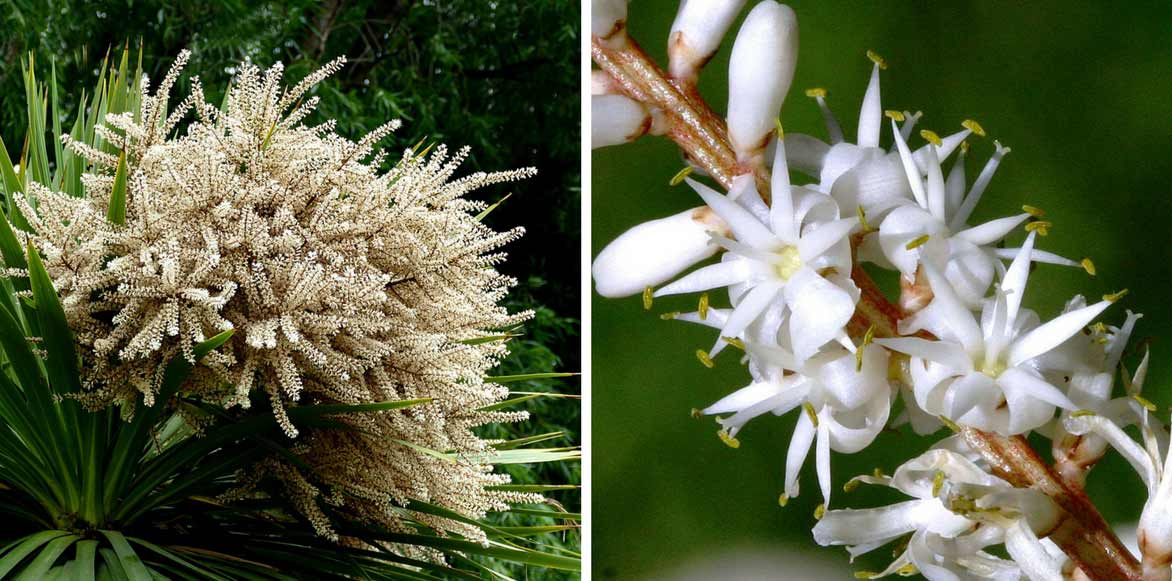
[700,340,891,505]
[591,94,665,149]
[877,231,1115,435]
[726,1,799,162]
[654,142,859,363]
[814,447,1065,580]
[592,205,729,297]
[668,0,748,83]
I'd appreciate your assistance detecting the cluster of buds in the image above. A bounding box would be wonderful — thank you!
[592,1,1162,580]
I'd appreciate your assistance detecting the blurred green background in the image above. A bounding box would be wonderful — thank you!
[1,0,581,576]
[593,1,1172,578]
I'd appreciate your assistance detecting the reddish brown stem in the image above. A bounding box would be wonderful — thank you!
[592,31,1140,581]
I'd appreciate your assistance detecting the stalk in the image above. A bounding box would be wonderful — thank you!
[593,30,1142,581]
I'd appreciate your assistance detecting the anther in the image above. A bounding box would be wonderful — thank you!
[905,234,930,250]
[1104,289,1129,303]
[696,349,715,368]
[803,402,820,427]
[698,292,710,320]
[1081,258,1096,276]
[919,129,942,147]
[805,87,828,98]
[1022,204,1045,217]
[1024,221,1052,236]
[670,166,694,186]
[718,428,741,448]
[866,50,887,70]
[884,110,905,122]
[962,119,986,137]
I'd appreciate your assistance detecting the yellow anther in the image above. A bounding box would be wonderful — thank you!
[939,415,961,432]
[931,470,946,496]
[803,402,820,427]
[1081,258,1097,276]
[696,349,715,368]
[857,324,876,371]
[857,206,875,234]
[1104,289,1129,303]
[643,287,654,310]
[775,118,784,138]
[960,140,970,154]
[805,87,828,98]
[669,166,694,186]
[1071,409,1097,418]
[905,234,930,250]
[896,564,919,577]
[843,479,861,493]
[717,428,741,449]
[690,408,703,419]
[962,119,986,137]
[814,504,826,520]
[778,493,790,507]
[1133,394,1158,412]
[919,129,942,147]
[659,311,680,320]
[866,50,887,70]
[1090,322,1109,334]
[854,571,879,579]
[873,467,887,479]
[1024,220,1052,236]
[884,109,906,122]
[722,336,746,351]
[698,292,710,320]
[1022,204,1045,217]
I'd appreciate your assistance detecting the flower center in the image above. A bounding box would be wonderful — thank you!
[774,245,802,280]
[980,359,1007,378]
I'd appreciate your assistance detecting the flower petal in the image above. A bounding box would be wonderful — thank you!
[784,269,857,363]
[784,411,816,497]
[654,259,752,297]
[686,177,777,248]
[812,500,923,547]
[1008,299,1112,367]
[876,337,971,372]
[954,213,1030,247]
[592,207,725,297]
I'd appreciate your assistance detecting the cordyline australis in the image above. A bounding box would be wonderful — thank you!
[591,2,1163,580]
[0,47,579,578]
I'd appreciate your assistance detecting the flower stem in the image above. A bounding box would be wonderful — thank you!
[593,30,1142,581]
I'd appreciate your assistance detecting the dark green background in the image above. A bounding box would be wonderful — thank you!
[593,1,1172,578]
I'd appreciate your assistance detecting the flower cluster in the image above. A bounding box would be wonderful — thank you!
[16,53,542,546]
[593,1,1156,579]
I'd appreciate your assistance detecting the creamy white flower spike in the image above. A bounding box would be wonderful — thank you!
[878,232,1116,435]
[814,448,1064,581]
[592,0,628,46]
[668,0,747,82]
[727,1,798,161]
[591,94,664,149]
[592,206,730,298]
[655,142,858,363]
[701,342,891,506]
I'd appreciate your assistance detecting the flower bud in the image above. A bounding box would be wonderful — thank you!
[592,0,628,46]
[592,207,728,297]
[727,1,799,162]
[668,0,747,82]
[592,95,662,149]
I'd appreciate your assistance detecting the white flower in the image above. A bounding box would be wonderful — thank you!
[654,142,859,363]
[591,94,664,149]
[727,1,799,162]
[877,231,1116,435]
[668,0,747,82]
[814,448,1064,581]
[701,341,891,505]
[591,205,729,298]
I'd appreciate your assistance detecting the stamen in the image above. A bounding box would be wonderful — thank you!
[1024,220,1052,236]
[960,140,970,154]
[643,287,654,309]
[1081,257,1096,276]
[805,87,827,98]
[722,336,746,351]
[904,234,930,250]
[931,470,946,496]
[814,504,826,520]
[1090,322,1109,334]
[698,292,710,320]
[669,166,694,186]
[807,88,844,143]
[884,110,905,122]
[778,493,789,507]
[1071,409,1097,418]
[939,415,961,432]
[1104,289,1129,303]
[895,564,919,577]
[919,129,942,147]
[962,119,986,137]
[1133,394,1158,412]
[854,571,879,579]
[659,311,680,320]
[843,479,861,493]
[695,349,715,368]
[803,402,820,427]
[873,468,886,478]
[1022,204,1045,217]
[856,324,876,371]
[690,408,703,419]
[857,206,876,234]
[717,428,740,448]
[866,50,887,70]
[775,118,784,138]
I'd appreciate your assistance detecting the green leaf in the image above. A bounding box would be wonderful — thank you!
[25,242,81,394]
[286,398,432,419]
[14,533,79,580]
[485,484,579,493]
[472,447,581,465]
[98,548,130,581]
[98,531,152,581]
[504,508,581,520]
[107,152,128,225]
[343,529,579,571]
[0,531,71,578]
[75,540,98,579]
[491,431,565,450]
[484,372,577,384]
[474,193,511,221]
